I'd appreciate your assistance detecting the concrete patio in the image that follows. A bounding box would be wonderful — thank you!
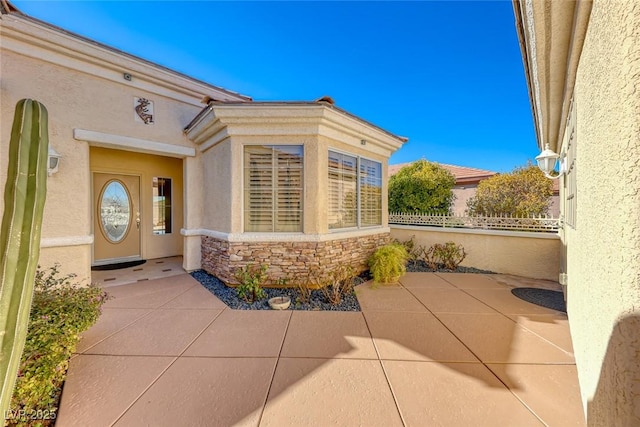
[57,271,586,426]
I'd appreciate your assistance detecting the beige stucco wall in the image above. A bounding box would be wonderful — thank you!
[391,225,561,281]
[200,140,234,233]
[0,16,244,281]
[562,2,640,424]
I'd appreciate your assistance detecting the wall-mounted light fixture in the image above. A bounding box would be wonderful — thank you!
[535,143,565,179]
[48,146,62,176]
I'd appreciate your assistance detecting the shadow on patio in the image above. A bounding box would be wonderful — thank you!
[56,272,585,426]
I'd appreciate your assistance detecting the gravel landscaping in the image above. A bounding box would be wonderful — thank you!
[191,263,495,312]
[191,270,363,311]
[406,260,496,274]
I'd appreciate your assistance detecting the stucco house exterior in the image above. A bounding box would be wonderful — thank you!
[0,4,405,284]
[513,1,639,425]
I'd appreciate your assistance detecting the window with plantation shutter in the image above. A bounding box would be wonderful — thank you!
[359,158,382,226]
[328,150,382,229]
[328,151,358,229]
[244,145,303,232]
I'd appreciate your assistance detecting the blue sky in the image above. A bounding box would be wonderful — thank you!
[13,1,537,173]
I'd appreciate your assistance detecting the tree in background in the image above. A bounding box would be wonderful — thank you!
[466,163,553,217]
[389,160,456,213]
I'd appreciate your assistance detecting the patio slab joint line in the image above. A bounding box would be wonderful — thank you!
[400,277,544,421]
[77,309,156,355]
[107,355,180,427]
[360,311,408,426]
[483,364,549,426]
[256,310,294,426]
[403,274,573,424]
[433,275,573,356]
[108,309,224,426]
[398,282,487,365]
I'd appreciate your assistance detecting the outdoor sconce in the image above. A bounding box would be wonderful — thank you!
[535,143,565,179]
[48,146,62,176]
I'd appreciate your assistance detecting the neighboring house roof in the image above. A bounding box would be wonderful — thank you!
[389,161,496,185]
[0,0,251,102]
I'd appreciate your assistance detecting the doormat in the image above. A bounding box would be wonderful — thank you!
[511,287,566,313]
[91,260,146,271]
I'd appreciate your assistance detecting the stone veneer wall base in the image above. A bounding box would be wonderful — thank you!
[201,233,390,285]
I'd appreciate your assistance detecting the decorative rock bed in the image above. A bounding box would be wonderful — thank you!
[191,270,363,311]
[191,262,495,312]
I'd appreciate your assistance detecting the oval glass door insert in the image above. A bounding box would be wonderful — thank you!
[99,180,131,243]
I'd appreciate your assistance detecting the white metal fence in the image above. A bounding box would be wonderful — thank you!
[388,212,559,232]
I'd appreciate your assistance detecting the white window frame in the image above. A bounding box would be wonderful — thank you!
[243,145,304,233]
[328,148,383,231]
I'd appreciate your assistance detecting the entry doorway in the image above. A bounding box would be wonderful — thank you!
[93,173,141,265]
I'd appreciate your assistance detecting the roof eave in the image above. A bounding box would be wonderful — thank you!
[185,101,407,148]
[512,0,592,153]
[185,101,407,155]
[0,2,252,102]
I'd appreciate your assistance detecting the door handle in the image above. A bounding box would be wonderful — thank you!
[136,212,140,229]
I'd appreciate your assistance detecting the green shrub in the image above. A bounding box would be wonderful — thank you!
[392,235,426,266]
[424,242,467,271]
[388,160,456,214]
[368,244,409,284]
[234,264,268,303]
[466,163,553,217]
[8,265,109,426]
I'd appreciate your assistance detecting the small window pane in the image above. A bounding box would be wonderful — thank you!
[153,177,172,235]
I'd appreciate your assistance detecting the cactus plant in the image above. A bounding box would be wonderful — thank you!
[0,99,49,415]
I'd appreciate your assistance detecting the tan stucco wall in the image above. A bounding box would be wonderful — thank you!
[201,140,234,233]
[0,21,236,281]
[562,2,640,424]
[0,52,199,281]
[391,226,561,281]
